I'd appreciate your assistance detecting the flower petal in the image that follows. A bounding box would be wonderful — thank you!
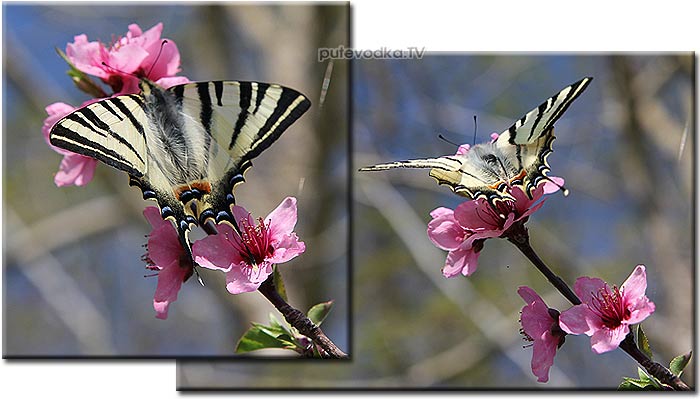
[153,259,189,320]
[531,332,557,383]
[267,197,299,239]
[54,154,97,187]
[442,247,480,277]
[517,286,542,306]
[454,199,498,230]
[427,209,464,251]
[590,325,629,354]
[192,225,242,272]
[269,233,305,264]
[519,287,554,338]
[147,223,183,267]
[224,262,273,294]
[559,304,598,336]
[626,297,655,325]
[573,276,608,304]
[621,265,648,303]
[143,206,167,229]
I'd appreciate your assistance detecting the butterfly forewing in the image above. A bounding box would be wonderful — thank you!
[502,77,592,145]
[50,95,148,177]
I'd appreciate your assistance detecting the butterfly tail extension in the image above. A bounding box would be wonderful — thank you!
[359,157,463,172]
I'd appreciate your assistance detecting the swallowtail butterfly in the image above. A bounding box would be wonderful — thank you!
[359,77,592,203]
[50,79,311,258]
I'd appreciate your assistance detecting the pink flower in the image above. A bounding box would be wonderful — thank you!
[518,286,566,383]
[42,102,98,187]
[428,136,565,277]
[65,22,188,94]
[427,179,561,278]
[192,197,306,294]
[558,265,655,354]
[142,206,193,319]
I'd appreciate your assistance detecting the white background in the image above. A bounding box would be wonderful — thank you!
[1,0,697,397]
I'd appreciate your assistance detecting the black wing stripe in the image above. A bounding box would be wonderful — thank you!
[229,82,253,150]
[98,101,123,121]
[110,97,146,139]
[242,89,311,163]
[254,82,270,114]
[213,81,224,107]
[51,125,141,176]
[541,78,591,132]
[197,82,213,135]
[77,107,146,165]
[172,84,185,107]
[526,98,553,142]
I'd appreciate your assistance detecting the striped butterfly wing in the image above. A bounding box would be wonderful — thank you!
[360,77,593,203]
[49,94,148,178]
[170,81,311,227]
[50,80,310,258]
[492,76,592,198]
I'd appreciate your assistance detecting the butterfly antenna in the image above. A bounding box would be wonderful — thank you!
[473,115,478,146]
[100,62,139,79]
[437,133,460,148]
[146,40,168,79]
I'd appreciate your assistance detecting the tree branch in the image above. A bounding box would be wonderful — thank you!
[257,277,348,359]
[505,222,690,390]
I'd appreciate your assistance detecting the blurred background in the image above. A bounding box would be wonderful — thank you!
[3,3,349,356]
[177,54,694,388]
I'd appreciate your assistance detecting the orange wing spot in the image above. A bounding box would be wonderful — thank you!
[191,180,212,194]
[173,185,189,200]
[510,169,527,182]
[487,170,527,190]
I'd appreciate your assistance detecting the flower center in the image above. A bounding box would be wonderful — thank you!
[237,216,274,266]
[587,285,628,329]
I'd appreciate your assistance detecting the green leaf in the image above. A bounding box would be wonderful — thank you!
[273,266,288,302]
[636,367,662,389]
[307,300,334,326]
[669,351,692,377]
[619,376,661,391]
[268,313,295,336]
[618,377,647,390]
[235,325,289,353]
[636,325,653,360]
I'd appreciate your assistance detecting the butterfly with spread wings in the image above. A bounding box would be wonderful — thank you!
[359,77,592,203]
[50,79,311,258]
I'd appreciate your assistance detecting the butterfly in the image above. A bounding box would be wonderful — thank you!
[50,79,311,258]
[359,77,592,203]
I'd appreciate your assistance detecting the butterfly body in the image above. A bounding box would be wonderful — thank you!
[360,77,591,203]
[50,79,311,257]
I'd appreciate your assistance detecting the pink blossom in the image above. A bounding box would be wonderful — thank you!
[192,197,306,294]
[65,22,187,94]
[142,206,193,319]
[427,179,562,278]
[42,102,98,187]
[518,286,566,383]
[558,265,655,354]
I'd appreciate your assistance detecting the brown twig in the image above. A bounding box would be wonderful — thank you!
[258,277,348,359]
